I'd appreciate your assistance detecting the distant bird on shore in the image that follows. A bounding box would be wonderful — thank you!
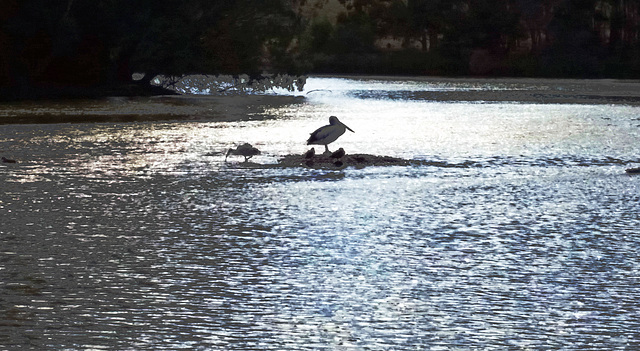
[307,116,354,154]
[626,167,640,174]
[225,143,260,162]
[304,147,315,159]
[2,157,16,164]
[330,148,345,159]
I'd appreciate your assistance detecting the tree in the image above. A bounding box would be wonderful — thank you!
[445,0,523,54]
[370,0,462,52]
[406,0,461,51]
[1,0,305,99]
[543,0,606,76]
[515,0,561,53]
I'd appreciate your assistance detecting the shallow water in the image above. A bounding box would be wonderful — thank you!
[2,77,640,350]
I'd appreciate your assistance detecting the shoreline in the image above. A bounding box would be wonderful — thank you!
[3,76,640,124]
[0,82,178,103]
[400,90,640,105]
[0,94,305,125]
[317,74,640,105]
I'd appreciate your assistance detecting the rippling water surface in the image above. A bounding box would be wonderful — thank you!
[2,77,640,350]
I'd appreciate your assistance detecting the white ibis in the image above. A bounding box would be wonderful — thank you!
[225,143,260,162]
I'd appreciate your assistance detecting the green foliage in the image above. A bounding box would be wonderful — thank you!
[301,12,375,55]
[306,18,335,53]
[334,12,377,53]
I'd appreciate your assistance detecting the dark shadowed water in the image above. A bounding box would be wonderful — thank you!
[2,77,640,350]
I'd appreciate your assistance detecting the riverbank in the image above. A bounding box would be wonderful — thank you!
[321,75,640,105]
[2,77,640,125]
[0,94,305,125]
[0,82,178,102]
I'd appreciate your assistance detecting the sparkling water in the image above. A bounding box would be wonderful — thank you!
[2,77,640,350]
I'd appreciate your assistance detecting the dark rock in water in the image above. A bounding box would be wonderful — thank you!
[304,147,315,159]
[2,157,16,163]
[626,167,640,174]
[330,148,345,159]
[277,153,415,169]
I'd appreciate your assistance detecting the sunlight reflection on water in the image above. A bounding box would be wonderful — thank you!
[2,77,640,350]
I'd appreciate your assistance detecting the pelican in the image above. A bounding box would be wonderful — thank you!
[225,143,260,162]
[307,116,354,154]
[330,148,345,159]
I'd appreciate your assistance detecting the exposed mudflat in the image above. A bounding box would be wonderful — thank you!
[0,95,305,124]
[4,77,640,125]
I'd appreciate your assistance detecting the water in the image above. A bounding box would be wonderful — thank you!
[2,77,640,350]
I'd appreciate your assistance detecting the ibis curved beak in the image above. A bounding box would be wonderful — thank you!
[344,124,354,133]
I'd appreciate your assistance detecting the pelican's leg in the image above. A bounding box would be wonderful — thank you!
[324,145,330,153]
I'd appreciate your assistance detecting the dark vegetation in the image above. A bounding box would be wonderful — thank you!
[2,0,640,100]
[305,0,640,77]
[1,0,303,99]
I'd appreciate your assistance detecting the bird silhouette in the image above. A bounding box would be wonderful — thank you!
[225,143,260,162]
[307,116,354,154]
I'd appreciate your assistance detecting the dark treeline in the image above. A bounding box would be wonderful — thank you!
[1,0,302,99]
[2,0,640,99]
[306,0,640,77]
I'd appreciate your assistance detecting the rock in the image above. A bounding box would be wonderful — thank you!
[276,153,414,169]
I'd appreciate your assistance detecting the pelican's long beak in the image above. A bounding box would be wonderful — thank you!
[344,123,355,133]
